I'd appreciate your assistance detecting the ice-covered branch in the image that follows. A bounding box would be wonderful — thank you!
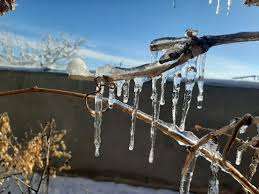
[0,86,258,193]
[70,31,259,83]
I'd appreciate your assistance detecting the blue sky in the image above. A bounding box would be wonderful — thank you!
[0,0,259,78]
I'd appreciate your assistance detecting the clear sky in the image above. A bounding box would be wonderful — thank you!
[0,0,259,78]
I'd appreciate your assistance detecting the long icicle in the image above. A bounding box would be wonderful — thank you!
[208,163,220,194]
[197,53,207,109]
[129,78,145,151]
[123,80,130,103]
[149,76,161,163]
[227,0,232,15]
[207,142,220,194]
[94,83,104,157]
[216,0,221,14]
[179,66,197,131]
[160,73,167,106]
[172,72,182,130]
[180,154,198,194]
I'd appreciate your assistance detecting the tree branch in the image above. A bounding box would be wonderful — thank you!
[0,86,257,193]
[68,31,259,83]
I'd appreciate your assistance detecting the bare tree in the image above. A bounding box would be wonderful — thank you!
[0,32,85,69]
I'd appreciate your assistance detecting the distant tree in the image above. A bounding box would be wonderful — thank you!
[0,32,85,69]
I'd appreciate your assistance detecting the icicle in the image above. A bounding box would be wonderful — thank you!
[160,73,167,106]
[180,155,198,194]
[94,84,104,157]
[116,80,124,97]
[209,0,213,4]
[151,51,159,62]
[123,80,130,103]
[235,150,243,165]
[172,0,176,8]
[216,0,221,14]
[208,163,220,194]
[240,125,248,134]
[235,141,249,166]
[149,76,161,163]
[171,72,182,130]
[108,87,115,109]
[129,78,145,151]
[197,53,206,109]
[227,0,232,15]
[179,66,197,131]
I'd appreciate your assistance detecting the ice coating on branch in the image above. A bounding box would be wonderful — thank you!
[94,84,104,157]
[209,0,213,4]
[129,78,145,151]
[149,76,161,163]
[160,73,167,106]
[123,80,130,103]
[116,80,124,97]
[108,87,115,109]
[172,72,182,130]
[240,125,248,134]
[208,163,220,194]
[207,143,219,194]
[179,66,197,131]
[216,0,221,14]
[227,0,232,15]
[180,156,197,194]
[197,54,206,109]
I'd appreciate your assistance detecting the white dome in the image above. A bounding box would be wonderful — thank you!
[66,58,91,77]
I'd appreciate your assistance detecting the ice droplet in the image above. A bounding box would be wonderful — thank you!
[123,80,130,103]
[179,66,197,131]
[172,72,182,130]
[129,78,145,151]
[209,0,213,4]
[149,76,161,163]
[180,156,197,194]
[116,80,124,97]
[94,84,104,157]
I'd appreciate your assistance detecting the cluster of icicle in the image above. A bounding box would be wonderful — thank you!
[92,52,207,161]
[173,0,233,15]
[209,0,233,15]
[179,142,220,194]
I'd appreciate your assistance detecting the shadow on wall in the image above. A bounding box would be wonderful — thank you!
[0,70,259,194]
